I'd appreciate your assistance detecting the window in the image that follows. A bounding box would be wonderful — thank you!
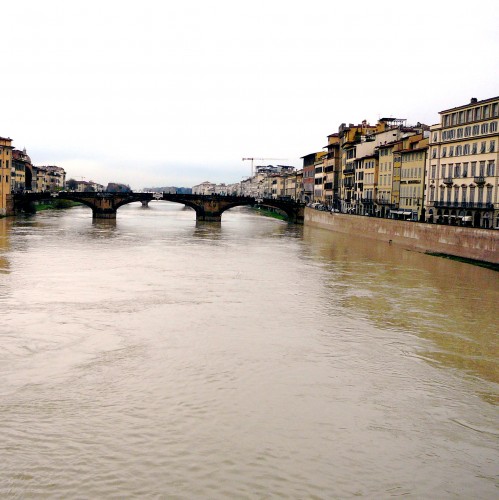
[430,186,435,201]
[491,121,498,132]
[481,123,489,134]
[464,126,471,137]
[440,186,445,201]
[457,128,464,138]
[487,161,495,177]
[456,145,462,156]
[433,132,437,142]
[463,144,470,155]
[478,186,484,203]
[467,109,474,121]
[471,162,477,176]
[454,186,459,203]
[459,111,465,124]
[472,143,477,154]
[463,162,469,177]
[442,147,447,157]
[470,186,475,203]
[492,103,498,117]
[442,131,447,141]
[480,141,486,153]
[432,148,437,158]
[455,164,461,177]
[446,187,452,202]
[490,140,495,153]
[431,165,436,179]
[452,113,458,125]
[448,164,453,177]
[462,186,467,203]
[472,124,480,135]
[443,115,449,127]
[487,186,493,203]
[483,105,490,119]
[475,107,482,120]
[449,146,454,157]
[479,161,486,176]
[441,165,446,178]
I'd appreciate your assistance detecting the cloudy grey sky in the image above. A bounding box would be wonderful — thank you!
[1,0,498,189]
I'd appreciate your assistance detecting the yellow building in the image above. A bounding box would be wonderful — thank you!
[0,136,14,216]
[323,134,341,209]
[12,148,34,193]
[313,151,326,202]
[360,154,377,215]
[426,96,498,228]
[397,135,428,221]
[376,143,395,217]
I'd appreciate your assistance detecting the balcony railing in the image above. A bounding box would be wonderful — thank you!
[443,177,453,185]
[474,176,486,185]
[433,201,494,209]
[375,198,392,205]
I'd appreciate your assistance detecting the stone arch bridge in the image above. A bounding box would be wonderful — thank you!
[11,192,305,223]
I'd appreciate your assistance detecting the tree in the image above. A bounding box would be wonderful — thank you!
[66,178,78,191]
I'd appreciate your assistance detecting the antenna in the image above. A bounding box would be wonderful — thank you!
[242,157,287,176]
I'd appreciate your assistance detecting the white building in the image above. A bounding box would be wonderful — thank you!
[426,96,498,228]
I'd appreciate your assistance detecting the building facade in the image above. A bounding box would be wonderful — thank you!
[426,96,498,228]
[0,137,13,216]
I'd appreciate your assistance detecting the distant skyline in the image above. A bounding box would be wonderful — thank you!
[2,0,498,190]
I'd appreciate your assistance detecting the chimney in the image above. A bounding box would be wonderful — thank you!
[470,97,478,104]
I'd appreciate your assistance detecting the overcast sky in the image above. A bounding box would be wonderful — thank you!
[1,0,498,189]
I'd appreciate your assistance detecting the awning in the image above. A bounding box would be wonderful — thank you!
[462,216,472,222]
[403,211,412,215]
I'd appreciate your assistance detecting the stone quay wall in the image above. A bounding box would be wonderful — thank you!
[305,208,499,264]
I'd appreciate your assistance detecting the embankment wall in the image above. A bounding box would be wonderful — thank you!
[305,208,499,264]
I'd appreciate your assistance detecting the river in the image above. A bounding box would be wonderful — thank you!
[0,203,497,498]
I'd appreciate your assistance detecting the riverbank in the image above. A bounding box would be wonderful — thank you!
[34,200,81,211]
[305,208,499,265]
[253,206,287,221]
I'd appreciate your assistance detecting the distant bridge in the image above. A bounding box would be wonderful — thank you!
[11,192,305,224]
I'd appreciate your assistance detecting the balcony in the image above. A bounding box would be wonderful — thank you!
[361,198,374,204]
[343,167,355,175]
[442,177,453,185]
[376,198,392,205]
[474,176,486,185]
[433,201,494,209]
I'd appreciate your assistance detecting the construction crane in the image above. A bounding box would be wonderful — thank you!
[242,157,287,176]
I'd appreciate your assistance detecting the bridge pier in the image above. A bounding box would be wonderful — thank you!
[196,212,222,222]
[92,209,117,219]
[141,200,149,208]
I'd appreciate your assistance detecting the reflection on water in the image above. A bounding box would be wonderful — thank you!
[0,203,497,498]
[302,226,499,396]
